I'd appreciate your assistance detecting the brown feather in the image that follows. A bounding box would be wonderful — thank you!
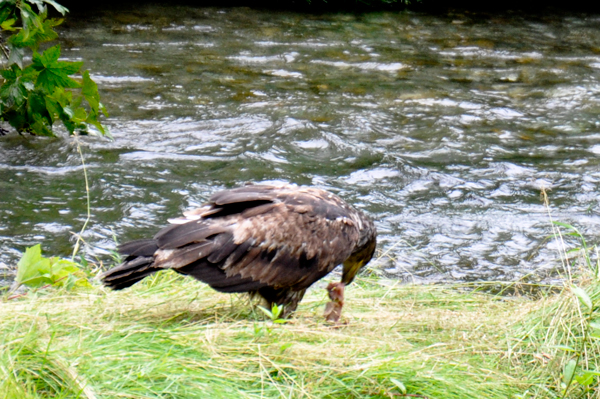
[241,202,278,218]
[155,241,214,269]
[154,221,225,249]
[229,246,262,278]
[209,185,276,205]
[222,240,253,269]
[206,233,237,263]
[118,239,158,257]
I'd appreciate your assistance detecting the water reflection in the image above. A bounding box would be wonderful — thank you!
[1,6,599,285]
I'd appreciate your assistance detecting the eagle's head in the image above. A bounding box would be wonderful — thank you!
[341,216,377,285]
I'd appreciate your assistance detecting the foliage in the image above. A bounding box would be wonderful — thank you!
[509,222,600,398]
[0,0,107,136]
[14,244,90,290]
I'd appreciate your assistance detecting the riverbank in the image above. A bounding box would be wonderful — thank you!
[2,269,598,398]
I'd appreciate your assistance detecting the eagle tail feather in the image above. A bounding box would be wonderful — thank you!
[118,239,158,257]
[101,239,159,290]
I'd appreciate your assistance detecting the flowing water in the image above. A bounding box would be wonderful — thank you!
[1,5,600,286]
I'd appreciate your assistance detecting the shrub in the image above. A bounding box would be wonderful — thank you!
[0,0,107,136]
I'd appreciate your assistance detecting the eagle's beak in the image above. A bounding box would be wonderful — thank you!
[341,259,362,285]
[341,237,376,285]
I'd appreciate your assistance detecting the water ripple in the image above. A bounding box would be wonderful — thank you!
[1,7,599,284]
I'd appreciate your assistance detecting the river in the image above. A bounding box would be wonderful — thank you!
[1,5,599,286]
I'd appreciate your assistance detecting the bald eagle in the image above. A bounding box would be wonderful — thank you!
[100,184,377,317]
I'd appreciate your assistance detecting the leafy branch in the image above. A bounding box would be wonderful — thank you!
[0,0,108,136]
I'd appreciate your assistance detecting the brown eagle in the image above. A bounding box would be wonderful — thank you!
[100,184,377,317]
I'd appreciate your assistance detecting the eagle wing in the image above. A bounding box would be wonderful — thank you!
[149,185,362,292]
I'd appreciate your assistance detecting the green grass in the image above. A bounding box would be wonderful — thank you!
[0,272,531,399]
[1,263,598,398]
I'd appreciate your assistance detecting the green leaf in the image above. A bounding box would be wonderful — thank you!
[51,258,90,288]
[271,303,283,319]
[73,106,87,122]
[17,254,52,288]
[390,378,407,394]
[62,105,74,119]
[563,359,577,386]
[51,258,78,279]
[26,0,45,12]
[44,87,88,133]
[27,0,69,15]
[257,306,274,319]
[3,110,28,132]
[279,343,293,352]
[33,45,82,93]
[574,372,594,387]
[16,244,44,285]
[33,43,60,65]
[552,345,577,353]
[5,4,62,51]
[1,18,16,30]
[257,304,287,323]
[0,2,16,25]
[19,2,39,32]
[36,16,62,43]
[42,0,68,15]
[81,71,107,135]
[580,369,600,376]
[553,221,580,234]
[0,64,18,81]
[29,114,54,136]
[87,119,109,137]
[0,65,29,108]
[82,70,101,114]
[571,286,593,310]
[28,90,52,122]
[15,245,89,289]
[5,43,25,70]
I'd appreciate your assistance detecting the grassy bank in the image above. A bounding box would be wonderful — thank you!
[1,266,598,399]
